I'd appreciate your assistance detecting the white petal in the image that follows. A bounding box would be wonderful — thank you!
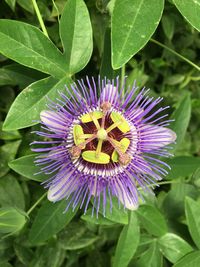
[47,170,76,202]
[115,180,138,210]
[40,110,66,131]
[140,125,176,149]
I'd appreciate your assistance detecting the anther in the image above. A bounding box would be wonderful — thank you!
[69,146,82,159]
[119,153,131,166]
[101,101,111,113]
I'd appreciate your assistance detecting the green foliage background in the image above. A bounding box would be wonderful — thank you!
[0,0,200,266]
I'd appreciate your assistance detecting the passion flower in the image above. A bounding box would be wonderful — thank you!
[32,77,176,216]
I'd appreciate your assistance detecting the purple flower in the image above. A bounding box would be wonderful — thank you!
[32,77,176,216]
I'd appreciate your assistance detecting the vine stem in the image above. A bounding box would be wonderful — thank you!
[27,192,47,215]
[150,38,200,72]
[31,0,49,38]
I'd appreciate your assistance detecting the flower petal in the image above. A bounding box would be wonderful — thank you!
[100,84,119,105]
[115,179,138,210]
[47,169,76,202]
[139,125,176,150]
[40,110,67,132]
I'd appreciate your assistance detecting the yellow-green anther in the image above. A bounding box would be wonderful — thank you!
[110,111,130,133]
[82,151,110,164]
[81,111,103,123]
[112,138,130,162]
[73,125,85,148]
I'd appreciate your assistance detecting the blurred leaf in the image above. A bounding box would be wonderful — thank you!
[174,0,200,32]
[14,243,34,266]
[4,0,16,11]
[29,200,77,244]
[9,154,47,182]
[171,93,191,150]
[173,251,200,267]
[60,0,93,74]
[113,212,140,267]
[165,74,185,85]
[158,233,193,263]
[81,208,116,225]
[166,156,200,179]
[0,174,25,210]
[3,76,72,131]
[58,222,98,250]
[127,67,149,88]
[0,19,68,78]
[134,241,163,267]
[51,0,66,16]
[111,0,164,69]
[136,204,167,237]
[0,207,26,234]
[0,140,21,178]
[0,122,21,140]
[185,197,200,249]
[161,14,175,40]
[17,0,34,13]
[29,242,65,267]
[162,183,198,219]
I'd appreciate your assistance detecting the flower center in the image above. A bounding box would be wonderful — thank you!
[97,128,107,140]
[70,102,132,166]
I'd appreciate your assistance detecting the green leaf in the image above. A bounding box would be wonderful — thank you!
[185,197,200,249]
[81,208,117,226]
[14,243,34,266]
[162,183,198,219]
[111,0,164,69]
[3,76,72,131]
[29,200,77,244]
[113,212,140,267]
[135,241,163,267]
[17,0,34,13]
[9,154,47,182]
[158,233,193,263]
[29,242,65,267]
[0,140,21,178]
[166,156,200,179]
[173,251,200,267]
[93,197,128,225]
[58,222,98,250]
[0,122,21,140]
[136,204,167,237]
[161,14,175,40]
[0,19,68,79]
[100,28,120,79]
[171,93,191,150]
[4,0,16,11]
[60,0,93,74]
[0,64,44,87]
[0,174,25,210]
[174,0,200,32]
[0,207,26,234]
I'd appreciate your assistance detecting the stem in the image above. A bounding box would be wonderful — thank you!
[150,38,200,72]
[27,192,47,215]
[31,0,49,38]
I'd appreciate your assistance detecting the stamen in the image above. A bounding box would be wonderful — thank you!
[106,120,124,133]
[79,134,94,139]
[96,139,103,158]
[108,137,131,166]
